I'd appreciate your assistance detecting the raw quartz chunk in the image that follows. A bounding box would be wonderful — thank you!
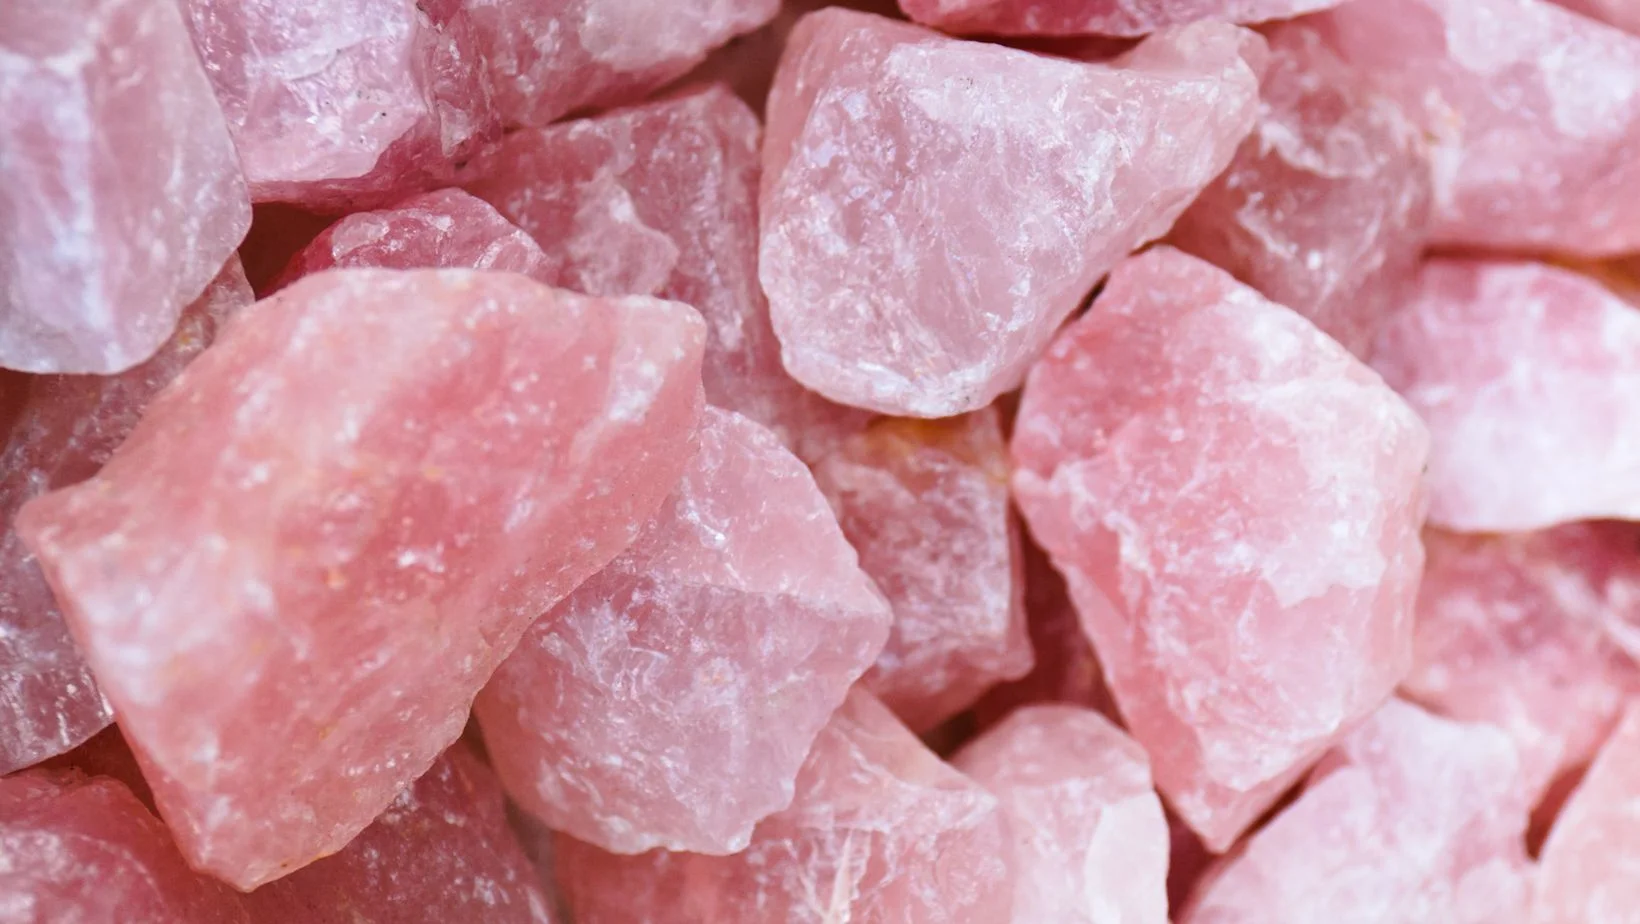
[811,410,1031,732]
[1169,23,1432,359]
[1182,700,1534,924]
[555,689,1013,924]
[0,259,252,775]
[15,269,707,889]
[1,0,251,374]
[952,705,1169,924]
[897,0,1344,37]
[475,407,891,856]
[1310,0,1640,257]
[464,0,778,129]
[464,84,869,463]
[178,0,497,211]
[1534,702,1640,924]
[1552,0,1640,31]
[1011,247,1429,850]
[759,11,1263,417]
[1372,260,1640,532]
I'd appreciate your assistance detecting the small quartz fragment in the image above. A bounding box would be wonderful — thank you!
[16,269,706,889]
[1182,699,1535,924]
[1,0,251,374]
[465,84,870,462]
[1372,259,1640,532]
[898,0,1344,37]
[811,409,1031,732]
[476,407,891,856]
[0,259,253,775]
[1170,23,1432,359]
[953,705,1169,924]
[1012,247,1429,850]
[556,689,1013,923]
[760,11,1263,416]
[1533,702,1640,924]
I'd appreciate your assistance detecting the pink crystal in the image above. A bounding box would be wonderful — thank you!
[811,410,1030,732]
[1012,246,1429,850]
[897,0,1344,37]
[1182,699,1534,924]
[464,84,870,462]
[0,259,252,775]
[476,407,891,855]
[1,0,251,374]
[1169,23,1432,359]
[555,689,1013,923]
[1310,0,1640,257]
[15,269,706,888]
[1371,259,1640,532]
[1552,0,1640,31]
[1533,702,1640,924]
[953,704,1169,924]
[178,0,498,211]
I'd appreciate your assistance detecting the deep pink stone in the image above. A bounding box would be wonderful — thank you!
[1552,0,1640,31]
[1012,246,1429,850]
[15,269,706,888]
[1533,702,1640,923]
[1,0,251,374]
[38,725,155,812]
[897,0,1344,37]
[760,11,1263,417]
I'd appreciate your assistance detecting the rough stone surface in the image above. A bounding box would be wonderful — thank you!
[476,407,891,856]
[555,689,1013,924]
[1,0,251,374]
[812,410,1030,732]
[0,259,252,775]
[898,0,1344,37]
[1012,246,1429,850]
[1170,23,1432,359]
[953,705,1169,924]
[15,269,706,889]
[760,11,1263,417]
[1533,702,1640,924]
[1183,699,1535,924]
[1372,259,1640,532]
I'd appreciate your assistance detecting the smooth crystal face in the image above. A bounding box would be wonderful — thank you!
[1534,702,1640,924]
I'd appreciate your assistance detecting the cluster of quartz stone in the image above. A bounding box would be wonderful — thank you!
[5,0,1640,920]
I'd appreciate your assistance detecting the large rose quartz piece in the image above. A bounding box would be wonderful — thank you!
[15,269,706,889]
[1311,0,1640,256]
[1372,260,1640,532]
[812,410,1030,732]
[1013,247,1429,850]
[0,259,252,775]
[556,689,1013,923]
[760,11,1263,417]
[1,0,251,374]
[898,0,1343,37]
[1184,700,1534,924]
[464,0,778,129]
[179,0,497,211]
[1170,24,1432,359]
[953,705,1169,924]
[1534,702,1640,924]
[1552,0,1640,31]
[476,408,891,856]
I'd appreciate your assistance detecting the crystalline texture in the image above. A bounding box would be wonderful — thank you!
[1533,702,1640,924]
[897,0,1345,37]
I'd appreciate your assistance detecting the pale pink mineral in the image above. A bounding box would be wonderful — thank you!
[760,11,1263,416]
[1012,246,1429,850]
[953,704,1169,924]
[476,407,891,855]
[1,0,251,374]
[15,269,706,888]
[812,410,1031,732]
[1533,702,1640,924]
[556,689,1013,923]
[898,0,1345,37]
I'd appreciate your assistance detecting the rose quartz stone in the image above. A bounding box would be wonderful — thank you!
[1170,24,1432,359]
[1534,702,1640,924]
[1,0,251,374]
[1552,0,1640,31]
[476,407,891,856]
[0,259,252,775]
[1183,700,1534,924]
[465,84,870,462]
[812,410,1031,732]
[1311,0,1640,256]
[556,689,1013,923]
[953,705,1169,924]
[15,269,706,889]
[898,0,1343,37]
[1012,246,1429,851]
[464,0,778,129]
[179,0,497,211]
[1372,260,1640,532]
[760,11,1263,417]
[270,189,553,291]
[39,725,155,812]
